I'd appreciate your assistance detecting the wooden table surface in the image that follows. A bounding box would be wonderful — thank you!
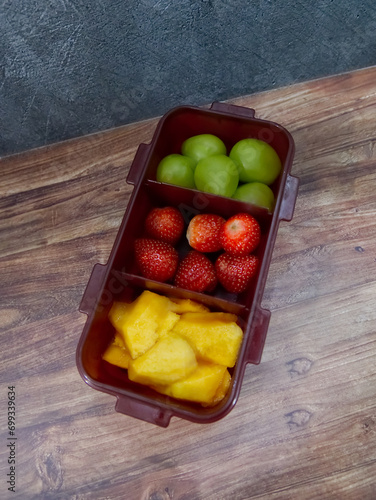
[1,66,376,500]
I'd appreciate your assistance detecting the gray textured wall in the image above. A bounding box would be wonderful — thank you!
[1,0,376,157]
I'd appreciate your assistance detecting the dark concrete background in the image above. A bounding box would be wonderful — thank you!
[1,0,375,157]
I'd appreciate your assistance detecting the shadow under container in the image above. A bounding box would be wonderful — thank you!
[76,102,299,427]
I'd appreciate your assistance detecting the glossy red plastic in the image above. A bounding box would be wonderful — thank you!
[76,102,299,427]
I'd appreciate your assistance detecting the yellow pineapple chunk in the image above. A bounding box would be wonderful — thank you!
[203,369,231,407]
[154,362,227,404]
[102,342,132,369]
[128,334,197,386]
[172,312,243,367]
[108,302,131,332]
[157,310,181,337]
[168,297,210,314]
[108,291,179,359]
[113,331,126,348]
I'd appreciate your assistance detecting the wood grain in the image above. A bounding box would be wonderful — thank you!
[1,66,376,499]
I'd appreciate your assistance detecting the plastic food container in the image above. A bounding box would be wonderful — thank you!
[76,102,299,427]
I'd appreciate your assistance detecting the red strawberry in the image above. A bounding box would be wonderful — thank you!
[145,206,185,245]
[186,213,225,252]
[174,251,217,293]
[219,213,261,256]
[134,238,178,282]
[215,253,259,293]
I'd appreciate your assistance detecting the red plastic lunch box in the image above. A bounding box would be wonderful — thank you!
[76,102,299,427]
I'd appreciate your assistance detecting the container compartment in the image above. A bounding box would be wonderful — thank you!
[76,102,299,426]
[78,275,272,426]
[109,179,271,311]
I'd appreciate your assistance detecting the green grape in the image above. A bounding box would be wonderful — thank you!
[194,154,239,197]
[156,154,196,188]
[232,182,275,213]
[230,138,281,185]
[182,134,226,164]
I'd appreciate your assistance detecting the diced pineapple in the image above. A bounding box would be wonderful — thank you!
[203,369,231,407]
[108,291,179,359]
[172,312,243,367]
[128,334,197,386]
[113,331,126,348]
[154,362,227,404]
[108,302,131,332]
[168,297,210,314]
[157,310,180,337]
[102,342,132,369]
[105,291,240,408]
